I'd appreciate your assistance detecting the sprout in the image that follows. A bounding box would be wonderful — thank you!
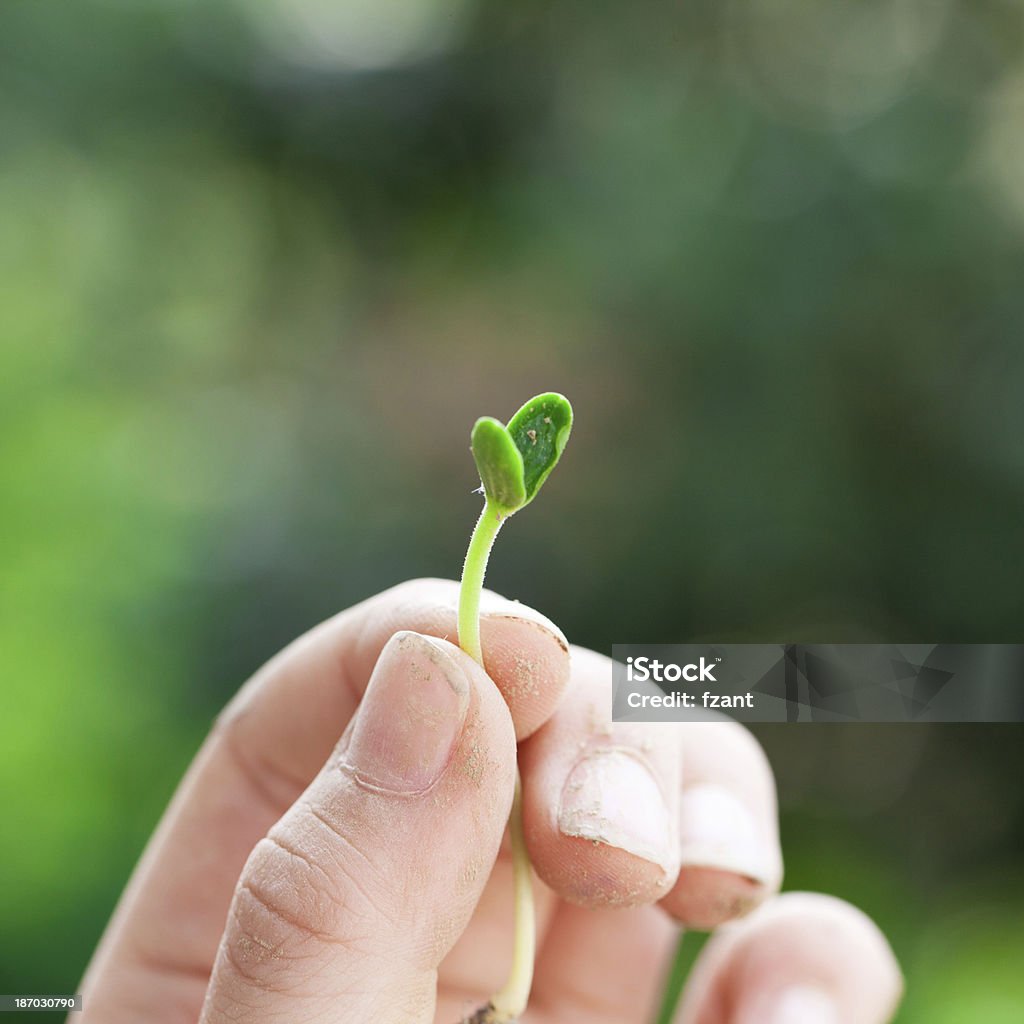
[471,393,573,517]
[457,393,572,1023]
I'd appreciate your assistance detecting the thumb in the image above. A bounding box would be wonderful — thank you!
[199,631,517,1024]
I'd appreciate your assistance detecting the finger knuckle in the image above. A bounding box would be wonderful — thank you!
[221,827,381,993]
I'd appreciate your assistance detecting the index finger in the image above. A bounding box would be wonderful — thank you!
[223,576,570,796]
[79,578,570,1024]
[519,648,782,926]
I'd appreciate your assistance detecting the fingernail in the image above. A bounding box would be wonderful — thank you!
[679,784,771,884]
[478,593,569,654]
[342,631,469,794]
[481,614,570,659]
[753,984,842,1024]
[558,748,676,873]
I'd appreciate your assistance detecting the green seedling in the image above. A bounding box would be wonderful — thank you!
[457,393,573,1024]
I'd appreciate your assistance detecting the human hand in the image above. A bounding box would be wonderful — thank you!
[79,579,902,1023]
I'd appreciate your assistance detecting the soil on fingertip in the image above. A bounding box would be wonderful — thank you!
[460,1003,516,1023]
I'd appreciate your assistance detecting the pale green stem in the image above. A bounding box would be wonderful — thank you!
[487,772,534,1021]
[458,500,502,664]
[458,499,535,1022]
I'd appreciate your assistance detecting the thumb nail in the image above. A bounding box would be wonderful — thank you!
[342,631,469,794]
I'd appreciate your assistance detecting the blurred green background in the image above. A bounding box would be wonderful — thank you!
[2,1,1024,1019]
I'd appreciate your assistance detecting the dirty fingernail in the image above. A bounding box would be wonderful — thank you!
[479,592,567,640]
[480,609,570,659]
[679,784,771,884]
[558,748,676,873]
[746,984,841,1024]
[342,631,469,794]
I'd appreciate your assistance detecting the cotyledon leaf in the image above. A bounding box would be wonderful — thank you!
[506,392,573,505]
[471,416,527,514]
[470,393,573,515]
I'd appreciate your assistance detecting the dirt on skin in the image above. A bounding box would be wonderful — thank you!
[461,1004,516,1024]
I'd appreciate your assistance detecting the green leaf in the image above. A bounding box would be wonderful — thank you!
[471,416,527,514]
[506,392,573,505]
[470,393,573,514]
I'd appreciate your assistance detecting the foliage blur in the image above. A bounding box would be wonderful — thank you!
[2,1,1024,1019]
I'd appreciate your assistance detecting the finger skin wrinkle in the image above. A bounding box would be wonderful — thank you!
[293,799,450,978]
[233,880,340,968]
[260,832,346,933]
[218,907,304,998]
[262,827,333,892]
[224,835,380,993]
[238,873,371,957]
[222,882,363,998]
[298,802,394,918]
